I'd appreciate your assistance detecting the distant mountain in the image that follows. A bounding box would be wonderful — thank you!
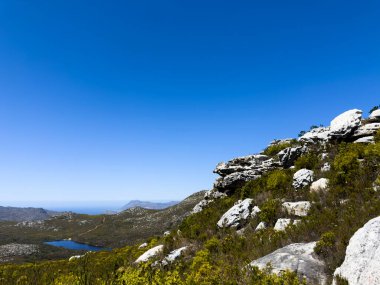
[0,206,61,222]
[119,200,179,211]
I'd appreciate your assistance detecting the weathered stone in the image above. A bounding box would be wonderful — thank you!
[369,109,380,121]
[255,222,267,231]
[135,245,163,263]
[192,190,227,214]
[299,127,331,143]
[352,123,380,139]
[274,218,292,231]
[282,201,311,217]
[214,154,271,177]
[278,146,306,168]
[217,199,260,228]
[162,246,188,266]
[329,109,362,139]
[310,178,329,193]
[249,242,327,285]
[293,169,314,189]
[333,216,380,285]
[214,170,261,192]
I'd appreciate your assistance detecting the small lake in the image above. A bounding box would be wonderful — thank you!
[44,240,109,251]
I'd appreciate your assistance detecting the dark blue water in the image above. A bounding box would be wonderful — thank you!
[44,240,109,251]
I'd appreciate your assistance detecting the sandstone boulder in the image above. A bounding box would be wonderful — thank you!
[333,216,380,285]
[310,178,329,193]
[217,199,260,228]
[293,169,314,189]
[282,201,311,217]
[329,109,362,139]
[249,242,327,285]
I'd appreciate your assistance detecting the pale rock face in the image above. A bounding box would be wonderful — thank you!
[352,123,380,139]
[329,109,362,139]
[354,136,375,144]
[255,222,267,231]
[274,218,292,231]
[293,169,314,189]
[321,162,331,172]
[300,127,331,143]
[249,242,327,285]
[217,199,259,228]
[310,178,329,193]
[369,109,380,121]
[161,246,188,266]
[278,146,306,168]
[282,201,311,217]
[135,245,164,263]
[192,190,227,214]
[333,216,380,285]
[138,242,148,249]
[163,231,171,236]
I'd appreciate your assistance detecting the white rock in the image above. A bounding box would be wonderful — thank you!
[293,169,314,189]
[300,127,331,143]
[255,222,267,231]
[163,231,171,237]
[329,109,362,138]
[282,201,311,217]
[135,245,164,263]
[310,178,329,193]
[278,146,307,168]
[354,136,375,144]
[321,162,331,172]
[162,246,188,266]
[321,153,329,160]
[69,255,83,261]
[249,242,327,285]
[274,218,292,231]
[333,216,380,285]
[138,243,148,249]
[369,109,380,121]
[217,199,259,228]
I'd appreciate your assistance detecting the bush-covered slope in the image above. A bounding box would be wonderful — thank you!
[2,108,380,284]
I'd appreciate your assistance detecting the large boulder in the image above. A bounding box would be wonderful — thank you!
[282,201,311,217]
[278,146,306,168]
[293,169,314,189]
[354,136,375,144]
[135,245,163,263]
[214,170,261,192]
[329,109,362,139]
[161,246,188,266]
[310,178,329,193]
[249,242,327,285]
[217,199,260,228]
[333,216,380,285]
[214,154,272,176]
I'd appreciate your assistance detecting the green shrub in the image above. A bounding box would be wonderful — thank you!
[314,231,336,257]
[294,153,319,170]
[263,141,294,156]
[258,199,281,225]
[266,170,291,194]
[369,105,380,114]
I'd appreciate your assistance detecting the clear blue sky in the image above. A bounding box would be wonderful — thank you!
[0,1,379,205]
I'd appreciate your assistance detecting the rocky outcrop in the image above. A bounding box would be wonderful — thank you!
[0,243,39,262]
[321,162,331,172]
[249,242,327,285]
[293,169,314,189]
[278,146,306,168]
[329,109,362,139]
[352,123,380,139]
[135,245,163,263]
[217,199,260,228]
[300,127,331,143]
[310,178,329,193]
[214,155,280,192]
[192,190,227,214]
[282,201,311,217]
[333,216,380,285]
[255,222,267,231]
[69,255,83,261]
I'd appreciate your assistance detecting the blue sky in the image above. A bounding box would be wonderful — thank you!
[0,1,379,205]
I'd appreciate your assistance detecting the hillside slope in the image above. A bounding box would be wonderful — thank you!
[2,107,380,284]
